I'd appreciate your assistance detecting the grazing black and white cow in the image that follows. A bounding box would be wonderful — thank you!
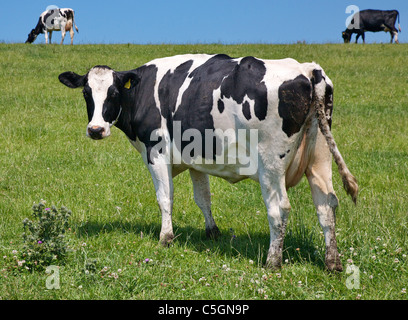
[342,9,401,44]
[59,54,358,271]
[26,8,79,45]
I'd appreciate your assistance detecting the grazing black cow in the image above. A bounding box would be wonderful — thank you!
[342,9,401,44]
[26,8,79,45]
[59,54,358,271]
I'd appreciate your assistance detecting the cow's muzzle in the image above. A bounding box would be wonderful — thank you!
[88,126,105,140]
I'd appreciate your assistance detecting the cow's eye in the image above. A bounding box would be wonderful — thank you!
[108,90,119,101]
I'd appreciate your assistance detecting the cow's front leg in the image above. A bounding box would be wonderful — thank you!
[148,161,174,246]
[260,174,291,269]
[189,169,220,239]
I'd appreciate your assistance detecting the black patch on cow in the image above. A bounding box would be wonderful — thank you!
[43,10,55,25]
[278,75,312,137]
[82,86,94,122]
[158,60,193,138]
[325,83,333,129]
[173,54,238,160]
[220,56,268,121]
[312,69,323,85]
[102,85,121,124]
[279,149,291,159]
[34,17,45,34]
[217,99,225,113]
[61,9,74,20]
[133,65,160,158]
[242,101,251,120]
[43,10,53,20]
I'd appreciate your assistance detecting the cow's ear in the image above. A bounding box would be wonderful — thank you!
[118,71,140,90]
[59,71,86,88]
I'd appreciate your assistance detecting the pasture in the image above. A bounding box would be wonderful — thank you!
[0,43,407,300]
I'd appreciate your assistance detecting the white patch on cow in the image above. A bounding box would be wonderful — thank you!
[174,76,193,114]
[211,90,236,130]
[393,32,399,43]
[87,67,114,138]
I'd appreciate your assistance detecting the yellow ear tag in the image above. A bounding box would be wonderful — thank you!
[124,79,131,89]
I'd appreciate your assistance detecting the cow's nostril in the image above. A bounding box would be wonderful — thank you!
[88,126,105,139]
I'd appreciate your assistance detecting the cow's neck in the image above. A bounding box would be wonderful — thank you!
[116,65,160,144]
[116,94,138,141]
[35,19,44,35]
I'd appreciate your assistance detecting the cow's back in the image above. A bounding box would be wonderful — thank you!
[359,9,399,31]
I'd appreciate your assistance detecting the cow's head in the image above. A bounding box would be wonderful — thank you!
[25,29,38,43]
[342,30,351,43]
[59,66,139,140]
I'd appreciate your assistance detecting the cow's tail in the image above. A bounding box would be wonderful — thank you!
[311,66,358,204]
[73,10,79,33]
[397,11,401,32]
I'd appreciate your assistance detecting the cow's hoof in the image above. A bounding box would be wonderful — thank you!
[265,256,282,270]
[206,226,221,240]
[160,233,174,247]
[325,250,343,272]
[326,260,343,272]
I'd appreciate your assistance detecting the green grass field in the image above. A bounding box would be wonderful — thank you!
[0,43,407,300]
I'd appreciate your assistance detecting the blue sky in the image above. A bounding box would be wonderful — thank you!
[1,0,407,44]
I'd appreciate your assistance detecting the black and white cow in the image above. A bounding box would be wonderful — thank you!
[342,9,401,44]
[59,54,358,271]
[26,8,79,45]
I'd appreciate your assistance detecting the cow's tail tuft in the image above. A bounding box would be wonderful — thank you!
[312,67,358,204]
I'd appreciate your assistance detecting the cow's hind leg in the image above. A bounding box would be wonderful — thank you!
[189,169,220,239]
[260,172,291,269]
[70,27,75,45]
[306,130,343,272]
[392,31,399,44]
[60,29,66,45]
